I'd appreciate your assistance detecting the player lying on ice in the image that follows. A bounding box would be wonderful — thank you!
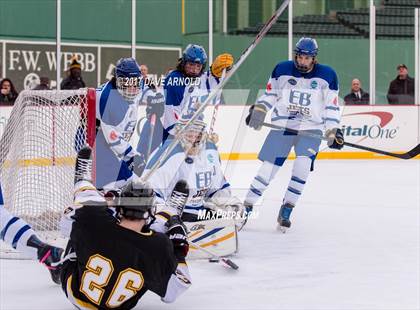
[59,147,191,309]
[0,182,63,284]
[137,44,234,159]
[143,114,245,258]
[243,37,344,232]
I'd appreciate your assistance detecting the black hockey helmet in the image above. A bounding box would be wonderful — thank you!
[116,181,156,221]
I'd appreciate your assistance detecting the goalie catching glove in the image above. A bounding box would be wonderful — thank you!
[166,215,189,263]
[325,128,344,150]
[245,104,267,130]
[210,53,234,78]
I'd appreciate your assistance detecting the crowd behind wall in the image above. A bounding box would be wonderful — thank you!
[0,0,417,105]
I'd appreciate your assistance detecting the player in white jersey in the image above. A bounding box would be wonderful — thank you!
[0,182,63,284]
[139,44,233,157]
[95,58,147,191]
[144,114,244,226]
[243,37,344,230]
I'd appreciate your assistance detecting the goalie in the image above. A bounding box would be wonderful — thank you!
[144,116,245,228]
[60,147,191,309]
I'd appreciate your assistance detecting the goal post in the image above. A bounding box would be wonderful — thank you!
[0,88,96,256]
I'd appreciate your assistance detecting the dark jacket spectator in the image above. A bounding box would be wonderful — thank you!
[344,78,370,105]
[60,56,86,90]
[0,78,19,105]
[33,77,51,90]
[387,64,415,105]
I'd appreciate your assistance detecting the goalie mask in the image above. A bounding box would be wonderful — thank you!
[294,37,318,73]
[176,116,207,155]
[115,182,156,224]
[114,57,141,102]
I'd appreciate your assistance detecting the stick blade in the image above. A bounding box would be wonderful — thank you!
[403,143,420,159]
[221,258,239,270]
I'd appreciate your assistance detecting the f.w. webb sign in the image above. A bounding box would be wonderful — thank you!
[0,40,181,91]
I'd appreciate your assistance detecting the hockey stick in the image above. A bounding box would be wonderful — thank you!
[145,114,156,161]
[189,240,239,270]
[140,0,291,183]
[262,122,420,160]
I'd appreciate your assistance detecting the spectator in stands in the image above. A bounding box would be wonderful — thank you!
[60,55,86,90]
[344,78,370,105]
[0,78,19,105]
[387,64,415,105]
[33,77,51,90]
[140,64,149,79]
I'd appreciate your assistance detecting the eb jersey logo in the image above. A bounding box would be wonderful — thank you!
[196,171,212,188]
[207,154,214,163]
[287,90,312,118]
[310,80,318,89]
[288,79,297,85]
[289,90,311,106]
[266,83,272,91]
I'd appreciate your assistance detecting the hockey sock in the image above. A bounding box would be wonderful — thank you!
[283,156,312,206]
[245,161,280,206]
[0,207,38,259]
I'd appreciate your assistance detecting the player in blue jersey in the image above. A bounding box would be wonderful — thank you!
[0,183,63,284]
[138,44,234,158]
[243,37,344,231]
[95,57,148,191]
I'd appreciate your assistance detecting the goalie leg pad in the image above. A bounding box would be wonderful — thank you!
[186,218,238,260]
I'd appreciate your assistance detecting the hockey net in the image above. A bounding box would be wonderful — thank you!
[0,89,96,258]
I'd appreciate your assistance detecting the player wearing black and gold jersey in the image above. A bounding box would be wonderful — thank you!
[60,147,190,309]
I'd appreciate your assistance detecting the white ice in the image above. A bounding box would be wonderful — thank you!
[1,160,419,310]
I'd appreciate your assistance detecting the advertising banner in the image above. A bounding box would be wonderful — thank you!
[0,40,181,91]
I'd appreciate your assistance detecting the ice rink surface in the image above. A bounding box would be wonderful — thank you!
[1,160,419,310]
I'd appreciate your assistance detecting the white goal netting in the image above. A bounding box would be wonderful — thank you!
[0,89,96,256]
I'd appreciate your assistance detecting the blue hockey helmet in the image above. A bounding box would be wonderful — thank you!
[114,57,141,101]
[181,44,207,76]
[294,37,318,72]
[294,37,318,57]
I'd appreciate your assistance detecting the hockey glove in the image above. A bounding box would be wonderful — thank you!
[325,128,344,150]
[126,153,146,177]
[245,104,267,130]
[166,215,189,263]
[146,92,165,119]
[211,53,234,78]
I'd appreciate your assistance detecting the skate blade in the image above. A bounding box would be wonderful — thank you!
[276,224,288,233]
